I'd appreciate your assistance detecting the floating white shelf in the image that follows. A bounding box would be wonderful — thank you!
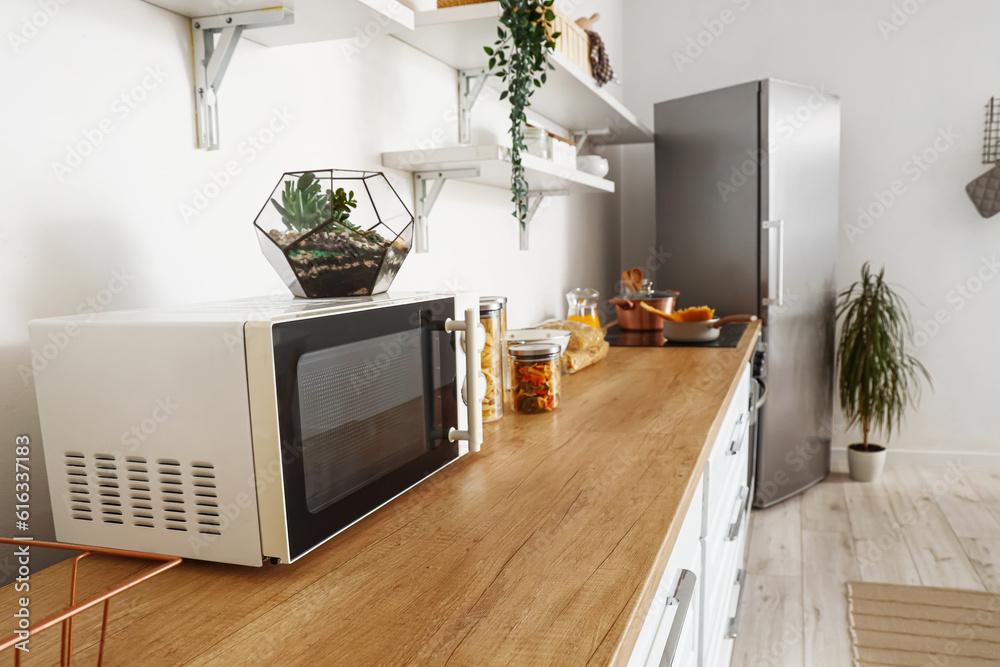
[382,144,613,252]
[140,0,415,46]
[393,2,652,145]
[382,144,615,194]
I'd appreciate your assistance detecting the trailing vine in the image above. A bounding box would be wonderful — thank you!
[485,0,558,229]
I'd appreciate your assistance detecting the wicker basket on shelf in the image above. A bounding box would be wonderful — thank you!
[435,0,594,78]
[437,0,491,7]
[551,10,592,77]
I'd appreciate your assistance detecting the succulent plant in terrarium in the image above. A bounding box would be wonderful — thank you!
[255,170,414,298]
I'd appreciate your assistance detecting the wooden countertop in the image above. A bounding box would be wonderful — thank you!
[2,323,760,666]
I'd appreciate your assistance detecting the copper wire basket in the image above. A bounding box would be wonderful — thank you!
[0,538,181,666]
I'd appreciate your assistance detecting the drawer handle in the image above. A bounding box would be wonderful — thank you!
[727,487,749,541]
[726,412,748,456]
[658,569,697,667]
[725,569,747,639]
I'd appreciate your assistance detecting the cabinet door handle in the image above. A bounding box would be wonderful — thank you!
[727,487,749,541]
[657,569,697,667]
[727,412,748,456]
[725,569,748,639]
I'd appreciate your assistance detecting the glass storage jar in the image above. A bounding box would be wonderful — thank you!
[481,296,509,402]
[509,342,562,414]
[523,126,551,160]
[479,299,505,422]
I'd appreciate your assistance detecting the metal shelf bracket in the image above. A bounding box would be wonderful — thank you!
[570,129,612,154]
[458,68,490,144]
[192,8,293,151]
[519,189,569,251]
[413,168,481,252]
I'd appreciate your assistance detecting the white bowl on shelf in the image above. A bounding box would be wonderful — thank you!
[576,155,609,178]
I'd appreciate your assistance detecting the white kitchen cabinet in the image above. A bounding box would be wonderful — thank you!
[700,363,753,667]
[628,477,703,667]
[629,362,754,667]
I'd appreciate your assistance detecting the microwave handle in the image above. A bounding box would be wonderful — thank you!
[445,308,483,452]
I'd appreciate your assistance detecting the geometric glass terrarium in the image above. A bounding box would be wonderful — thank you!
[253,169,414,298]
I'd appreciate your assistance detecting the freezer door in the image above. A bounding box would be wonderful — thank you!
[653,82,761,316]
[754,80,839,508]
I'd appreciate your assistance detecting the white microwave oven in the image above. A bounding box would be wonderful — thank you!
[29,292,482,566]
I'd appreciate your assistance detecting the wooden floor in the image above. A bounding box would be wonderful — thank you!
[731,462,1000,667]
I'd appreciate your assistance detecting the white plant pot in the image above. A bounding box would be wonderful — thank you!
[848,444,887,482]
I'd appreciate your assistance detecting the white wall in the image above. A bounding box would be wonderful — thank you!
[0,0,623,579]
[622,0,1000,455]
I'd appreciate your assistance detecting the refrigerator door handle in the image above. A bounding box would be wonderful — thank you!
[754,378,768,409]
[762,219,784,307]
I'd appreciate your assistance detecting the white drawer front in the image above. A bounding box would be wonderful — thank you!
[703,512,748,667]
[630,478,703,667]
[703,365,752,535]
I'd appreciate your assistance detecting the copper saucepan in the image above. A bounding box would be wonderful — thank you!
[610,282,680,331]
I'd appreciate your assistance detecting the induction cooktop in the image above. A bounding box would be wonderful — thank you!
[605,323,748,348]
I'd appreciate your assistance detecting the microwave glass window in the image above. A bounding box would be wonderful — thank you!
[272,297,458,561]
[298,331,428,513]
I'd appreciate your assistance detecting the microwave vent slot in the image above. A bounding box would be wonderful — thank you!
[126,456,155,528]
[92,453,124,524]
[158,460,187,531]
[65,452,93,522]
[192,462,221,535]
[63,453,222,535]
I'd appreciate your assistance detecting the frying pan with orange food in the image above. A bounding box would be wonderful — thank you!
[639,303,757,343]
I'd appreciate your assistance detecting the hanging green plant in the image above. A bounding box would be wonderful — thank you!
[485,0,559,229]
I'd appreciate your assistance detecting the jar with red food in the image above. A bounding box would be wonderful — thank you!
[509,342,561,414]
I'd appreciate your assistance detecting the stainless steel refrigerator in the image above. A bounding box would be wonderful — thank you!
[653,79,840,508]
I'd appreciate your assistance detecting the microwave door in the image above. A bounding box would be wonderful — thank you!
[269,298,464,562]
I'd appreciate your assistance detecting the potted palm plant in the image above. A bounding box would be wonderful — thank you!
[836,263,931,481]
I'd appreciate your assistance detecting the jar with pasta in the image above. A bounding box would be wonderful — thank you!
[479,299,504,422]
[481,296,509,401]
[509,342,561,414]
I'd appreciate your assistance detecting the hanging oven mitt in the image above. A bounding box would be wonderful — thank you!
[966,164,1000,218]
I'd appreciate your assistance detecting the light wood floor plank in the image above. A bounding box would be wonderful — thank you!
[961,538,1000,593]
[742,464,1000,666]
[745,495,802,577]
[920,466,1000,539]
[800,472,851,533]
[854,537,922,586]
[802,530,858,667]
[843,477,898,540]
[965,467,1000,528]
[884,467,985,591]
[731,574,803,667]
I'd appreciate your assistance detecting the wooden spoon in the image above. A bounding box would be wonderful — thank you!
[628,268,644,293]
[620,269,638,294]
